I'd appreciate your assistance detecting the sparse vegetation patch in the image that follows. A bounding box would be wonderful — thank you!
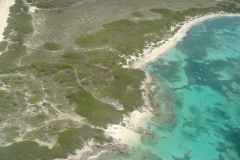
[31,0,85,8]
[132,12,144,17]
[44,42,61,51]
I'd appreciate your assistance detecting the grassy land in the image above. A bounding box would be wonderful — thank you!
[0,1,240,159]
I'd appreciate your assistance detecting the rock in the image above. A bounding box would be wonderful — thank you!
[145,130,153,135]
[152,109,161,116]
[94,144,104,148]
[119,144,131,154]
[135,127,145,134]
[153,111,161,116]
[137,107,144,113]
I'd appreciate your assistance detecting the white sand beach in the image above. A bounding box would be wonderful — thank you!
[106,12,240,150]
[131,12,240,69]
[106,110,153,148]
[0,0,15,42]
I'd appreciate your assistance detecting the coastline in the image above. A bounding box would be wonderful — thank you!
[66,72,157,160]
[106,72,156,148]
[0,0,15,42]
[131,12,240,69]
[90,12,240,159]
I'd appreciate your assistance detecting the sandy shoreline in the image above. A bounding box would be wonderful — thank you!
[0,0,15,42]
[131,12,240,69]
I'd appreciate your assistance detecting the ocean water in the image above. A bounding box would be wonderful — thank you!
[97,17,240,160]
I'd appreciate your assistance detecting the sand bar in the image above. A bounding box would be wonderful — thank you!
[131,12,240,69]
[0,0,15,42]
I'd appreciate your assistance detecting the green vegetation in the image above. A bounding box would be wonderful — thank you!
[26,114,49,126]
[35,2,56,8]
[31,62,71,77]
[232,0,240,3]
[217,1,240,12]
[44,42,61,51]
[132,12,144,17]
[0,141,65,160]
[32,0,85,8]
[9,0,28,13]
[67,87,122,127]
[30,48,144,127]
[2,76,24,87]
[29,95,41,104]
[0,41,8,52]
[0,0,33,70]
[57,128,82,154]
[104,67,144,112]
[58,126,112,153]
[75,20,150,56]
[0,44,27,69]
[75,29,114,48]
[4,0,33,43]
[150,8,174,17]
[62,50,88,61]
[0,126,111,160]
[149,7,222,22]
[0,91,16,114]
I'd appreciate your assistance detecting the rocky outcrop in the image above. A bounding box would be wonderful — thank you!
[135,127,154,136]
[119,144,131,154]
[92,141,132,155]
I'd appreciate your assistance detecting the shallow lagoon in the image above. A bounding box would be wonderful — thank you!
[97,16,240,160]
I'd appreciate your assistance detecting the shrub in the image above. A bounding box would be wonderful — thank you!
[132,12,144,17]
[0,41,8,52]
[67,87,122,127]
[44,42,61,51]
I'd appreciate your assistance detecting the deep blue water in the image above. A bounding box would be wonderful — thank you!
[97,16,240,160]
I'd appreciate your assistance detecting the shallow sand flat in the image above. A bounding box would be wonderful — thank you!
[0,0,14,42]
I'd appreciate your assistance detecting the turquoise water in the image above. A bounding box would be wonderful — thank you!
[97,17,240,160]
